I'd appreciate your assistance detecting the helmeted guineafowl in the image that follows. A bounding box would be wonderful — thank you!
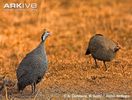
[16,30,51,94]
[85,34,120,71]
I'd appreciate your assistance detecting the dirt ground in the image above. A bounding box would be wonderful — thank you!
[0,0,132,99]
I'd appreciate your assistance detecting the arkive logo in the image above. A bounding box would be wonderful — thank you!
[3,3,37,9]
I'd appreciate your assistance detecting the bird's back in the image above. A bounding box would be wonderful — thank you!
[88,34,118,61]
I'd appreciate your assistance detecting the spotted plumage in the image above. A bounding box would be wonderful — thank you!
[16,30,51,93]
[85,34,120,70]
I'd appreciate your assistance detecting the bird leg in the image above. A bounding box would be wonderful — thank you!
[20,90,23,95]
[31,82,36,94]
[94,58,99,68]
[103,61,107,71]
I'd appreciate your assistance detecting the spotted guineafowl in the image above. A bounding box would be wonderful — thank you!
[85,34,120,71]
[16,30,51,94]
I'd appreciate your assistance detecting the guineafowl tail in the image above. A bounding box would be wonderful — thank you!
[85,48,90,55]
[17,82,25,92]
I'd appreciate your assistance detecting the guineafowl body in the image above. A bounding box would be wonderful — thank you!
[85,34,120,70]
[16,30,51,93]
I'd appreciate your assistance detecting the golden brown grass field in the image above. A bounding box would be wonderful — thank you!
[0,0,132,99]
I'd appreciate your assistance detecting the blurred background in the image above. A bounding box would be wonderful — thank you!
[0,0,132,96]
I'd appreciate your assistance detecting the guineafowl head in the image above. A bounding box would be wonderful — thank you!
[113,41,121,52]
[41,29,51,42]
[114,45,120,52]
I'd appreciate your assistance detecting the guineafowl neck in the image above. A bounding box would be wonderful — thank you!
[39,42,46,51]
[41,39,46,43]
[39,42,47,60]
[42,35,48,42]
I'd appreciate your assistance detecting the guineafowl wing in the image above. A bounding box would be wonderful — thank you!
[16,53,35,80]
[17,52,47,81]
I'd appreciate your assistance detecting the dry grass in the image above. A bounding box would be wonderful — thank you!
[0,0,132,99]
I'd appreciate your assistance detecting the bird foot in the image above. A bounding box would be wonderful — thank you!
[103,66,107,71]
[91,65,99,69]
[95,65,99,68]
[31,90,38,96]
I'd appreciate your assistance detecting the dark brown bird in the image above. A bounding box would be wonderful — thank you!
[85,34,120,70]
